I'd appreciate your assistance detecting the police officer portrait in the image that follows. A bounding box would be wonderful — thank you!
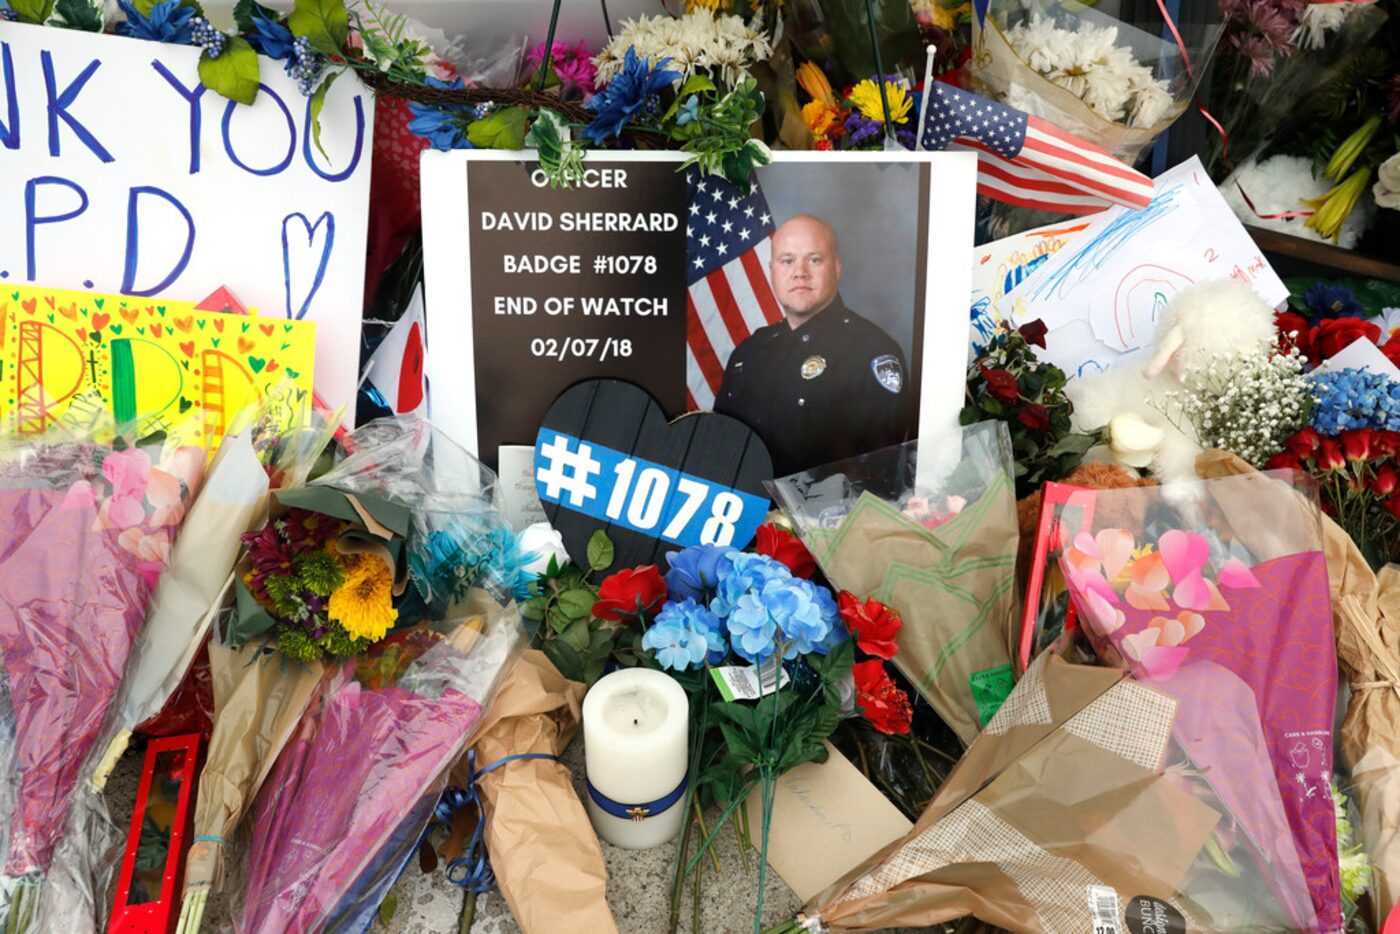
[714,213,913,476]
[697,157,944,478]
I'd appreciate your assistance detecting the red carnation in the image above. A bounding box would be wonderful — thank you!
[1312,318,1381,362]
[979,366,1021,405]
[1017,403,1051,432]
[1275,311,1314,360]
[1318,439,1347,473]
[853,659,912,735]
[755,523,816,579]
[1017,319,1049,349]
[1342,428,1376,463]
[837,591,901,659]
[592,566,668,622]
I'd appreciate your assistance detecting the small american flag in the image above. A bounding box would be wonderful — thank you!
[685,170,782,410]
[918,80,1154,215]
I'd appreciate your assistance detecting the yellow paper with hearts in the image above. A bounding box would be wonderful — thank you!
[0,284,317,450]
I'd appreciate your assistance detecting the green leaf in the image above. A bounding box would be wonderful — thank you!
[53,0,102,31]
[556,587,595,621]
[199,37,260,106]
[1045,432,1096,458]
[714,701,759,736]
[308,71,340,161]
[662,74,717,121]
[233,0,278,32]
[377,893,397,925]
[467,107,529,150]
[288,0,349,56]
[520,595,548,621]
[817,637,855,683]
[542,640,584,682]
[586,530,615,572]
[559,617,592,652]
[719,723,760,764]
[9,0,55,23]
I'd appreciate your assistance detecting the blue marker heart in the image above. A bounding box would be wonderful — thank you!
[281,211,335,321]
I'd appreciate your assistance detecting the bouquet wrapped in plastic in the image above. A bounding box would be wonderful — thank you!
[969,0,1222,165]
[1053,468,1342,928]
[232,602,521,933]
[768,421,1021,746]
[786,653,1321,933]
[0,430,204,930]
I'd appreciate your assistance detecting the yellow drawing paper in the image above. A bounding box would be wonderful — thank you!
[0,285,316,449]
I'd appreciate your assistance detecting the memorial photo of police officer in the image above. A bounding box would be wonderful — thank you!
[695,160,928,477]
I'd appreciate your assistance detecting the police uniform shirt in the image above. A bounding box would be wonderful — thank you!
[715,297,912,477]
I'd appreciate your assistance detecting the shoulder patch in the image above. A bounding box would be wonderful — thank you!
[871,354,903,394]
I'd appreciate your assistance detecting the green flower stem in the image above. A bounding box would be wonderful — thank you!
[733,801,752,872]
[458,889,477,934]
[685,781,758,877]
[693,797,722,873]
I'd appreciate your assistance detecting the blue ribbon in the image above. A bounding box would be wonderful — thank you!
[585,772,688,823]
[433,749,562,894]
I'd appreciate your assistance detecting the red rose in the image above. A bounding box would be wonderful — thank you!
[1342,428,1376,463]
[592,566,668,621]
[1284,428,1322,461]
[1381,340,1400,372]
[1311,318,1381,362]
[1275,311,1314,360]
[1372,466,1398,497]
[1266,451,1302,472]
[1017,319,1049,349]
[755,523,816,578]
[1017,403,1051,432]
[1384,495,1400,522]
[814,138,834,151]
[1318,439,1347,473]
[1378,432,1400,458]
[852,659,913,735]
[837,591,901,659]
[979,366,1021,405]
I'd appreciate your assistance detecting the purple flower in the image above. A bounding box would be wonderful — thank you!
[844,113,884,147]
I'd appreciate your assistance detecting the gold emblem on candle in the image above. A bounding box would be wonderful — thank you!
[626,806,651,822]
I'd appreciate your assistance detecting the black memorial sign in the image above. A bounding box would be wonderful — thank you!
[534,379,773,574]
[466,160,689,469]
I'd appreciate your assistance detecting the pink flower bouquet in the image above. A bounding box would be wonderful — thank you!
[0,436,202,929]
[1054,469,1342,930]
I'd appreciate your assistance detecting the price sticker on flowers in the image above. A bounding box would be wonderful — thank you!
[534,428,768,548]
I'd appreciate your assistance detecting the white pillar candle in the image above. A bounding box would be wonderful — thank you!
[582,668,689,849]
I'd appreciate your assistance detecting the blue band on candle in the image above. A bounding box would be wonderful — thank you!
[585,772,688,823]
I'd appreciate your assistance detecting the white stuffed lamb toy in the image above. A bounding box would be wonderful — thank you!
[1065,279,1278,486]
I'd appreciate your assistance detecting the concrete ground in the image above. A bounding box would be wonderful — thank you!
[107,739,937,933]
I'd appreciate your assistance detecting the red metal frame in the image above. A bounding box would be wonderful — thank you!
[1017,482,1100,672]
[109,733,202,934]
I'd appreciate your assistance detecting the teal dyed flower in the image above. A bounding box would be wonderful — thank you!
[583,47,680,145]
[644,598,720,671]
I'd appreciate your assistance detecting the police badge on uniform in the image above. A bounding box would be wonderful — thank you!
[871,355,903,393]
[801,355,827,380]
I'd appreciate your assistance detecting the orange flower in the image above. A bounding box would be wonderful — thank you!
[801,101,843,137]
[796,61,836,107]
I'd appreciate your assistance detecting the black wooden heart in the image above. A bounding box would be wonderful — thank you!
[534,379,773,574]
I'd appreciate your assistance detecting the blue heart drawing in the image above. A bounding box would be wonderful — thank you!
[281,211,336,320]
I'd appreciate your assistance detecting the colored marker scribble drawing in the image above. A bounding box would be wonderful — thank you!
[1099,264,1196,353]
[0,285,316,451]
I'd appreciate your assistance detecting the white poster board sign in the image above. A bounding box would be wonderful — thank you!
[0,21,372,418]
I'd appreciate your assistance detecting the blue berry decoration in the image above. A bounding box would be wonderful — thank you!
[191,17,226,58]
[286,36,327,97]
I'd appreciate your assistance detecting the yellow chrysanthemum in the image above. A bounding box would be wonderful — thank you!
[848,79,912,125]
[685,0,734,11]
[328,554,398,643]
[796,61,835,107]
[801,101,843,137]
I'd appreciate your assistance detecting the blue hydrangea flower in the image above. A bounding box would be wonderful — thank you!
[644,599,719,671]
[762,577,838,657]
[1305,283,1364,320]
[247,7,295,60]
[712,552,791,618]
[727,591,779,663]
[1311,368,1400,435]
[116,0,195,44]
[665,545,735,604]
[583,47,680,145]
[407,76,477,151]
